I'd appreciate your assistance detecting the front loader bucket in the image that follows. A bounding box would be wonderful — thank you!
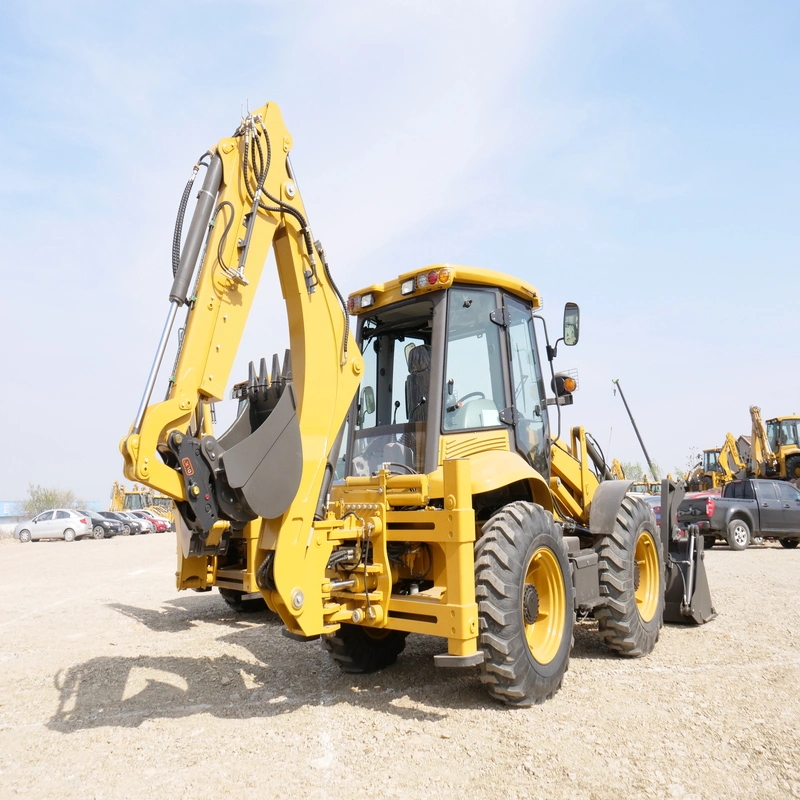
[660,481,717,625]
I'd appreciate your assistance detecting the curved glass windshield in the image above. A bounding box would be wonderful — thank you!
[350,298,434,476]
[124,494,146,511]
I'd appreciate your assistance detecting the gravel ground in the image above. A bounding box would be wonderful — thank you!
[1,533,798,800]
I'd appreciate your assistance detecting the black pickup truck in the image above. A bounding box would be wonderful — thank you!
[677,479,800,551]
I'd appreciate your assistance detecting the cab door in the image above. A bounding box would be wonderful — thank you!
[504,295,550,478]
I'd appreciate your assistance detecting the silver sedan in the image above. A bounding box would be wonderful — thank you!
[14,509,92,542]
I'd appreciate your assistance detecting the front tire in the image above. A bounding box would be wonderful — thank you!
[595,495,664,657]
[779,538,799,549]
[475,502,574,707]
[322,625,408,673]
[727,518,751,551]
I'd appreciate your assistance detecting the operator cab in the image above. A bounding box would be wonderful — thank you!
[345,265,556,482]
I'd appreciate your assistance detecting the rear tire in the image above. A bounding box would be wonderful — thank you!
[219,588,268,613]
[18,530,31,543]
[322,625,408,673]
[63,528,76,542]
[727,518,750,551]
[92,525,105,540]
[475,502,574,707]
[594,495,664,657]
[786,455,800,481]
[703,536,716,549]
[779,538,799,549]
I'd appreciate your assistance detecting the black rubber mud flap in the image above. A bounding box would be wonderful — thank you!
[222,384,303,520]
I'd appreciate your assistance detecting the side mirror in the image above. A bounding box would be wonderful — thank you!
[563,302,580,346]
[357,386,375,426]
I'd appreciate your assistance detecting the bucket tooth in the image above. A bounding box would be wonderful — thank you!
[281,349,292,382]
[271,353,282,387]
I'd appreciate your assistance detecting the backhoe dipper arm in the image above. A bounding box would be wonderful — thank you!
[121,103,363,630]
[750,405,776,477]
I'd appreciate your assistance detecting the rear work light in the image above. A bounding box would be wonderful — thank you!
[347,292,375,313]
[402,268,452,297]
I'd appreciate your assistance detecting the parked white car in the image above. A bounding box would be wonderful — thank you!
[117,511,155,533]
[14,509,92,542]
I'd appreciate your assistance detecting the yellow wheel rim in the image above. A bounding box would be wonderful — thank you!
[523,547,566,665]
[635,530,660,622]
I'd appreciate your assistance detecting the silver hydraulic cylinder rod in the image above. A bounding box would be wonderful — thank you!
[132,154,224,435]
[132,301,180,435]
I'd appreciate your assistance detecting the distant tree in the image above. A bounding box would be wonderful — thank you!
[620,461,663,482]
[620,462,645,481]
[18,484,81,517]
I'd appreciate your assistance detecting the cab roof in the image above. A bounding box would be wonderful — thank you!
[348,264,542,315]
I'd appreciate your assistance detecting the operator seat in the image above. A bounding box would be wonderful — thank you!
[405,344,431,423]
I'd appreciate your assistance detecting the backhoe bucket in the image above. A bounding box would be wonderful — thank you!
[660,481,717,625]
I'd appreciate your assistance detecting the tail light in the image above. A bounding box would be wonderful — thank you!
[705,498,715,517]
[80,518,87,524]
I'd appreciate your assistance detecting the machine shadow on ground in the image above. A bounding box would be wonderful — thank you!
[45,595,670,733]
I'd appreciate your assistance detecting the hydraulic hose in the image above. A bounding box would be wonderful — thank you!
[585,433,613,480]
[172,154,211,277]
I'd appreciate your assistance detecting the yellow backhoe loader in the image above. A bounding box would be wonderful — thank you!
[686,433,747,492]
[110,480,175,523]
[120,102,714,707]
[750,406,800,481]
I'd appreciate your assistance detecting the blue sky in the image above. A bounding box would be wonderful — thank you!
[1,1,799,501]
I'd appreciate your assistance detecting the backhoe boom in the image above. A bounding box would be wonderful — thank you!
[121,102,363,634]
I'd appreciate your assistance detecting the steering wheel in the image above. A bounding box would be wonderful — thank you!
[458,392,486,404]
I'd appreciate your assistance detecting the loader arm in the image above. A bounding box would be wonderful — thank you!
[121,102,363,629]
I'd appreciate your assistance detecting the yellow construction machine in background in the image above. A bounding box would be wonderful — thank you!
[750,406,800,481]
[686,433,747,492]
[120,102,714,707]
[110,480,175,523]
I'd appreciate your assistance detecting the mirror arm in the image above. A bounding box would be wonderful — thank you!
[546,337,564,363]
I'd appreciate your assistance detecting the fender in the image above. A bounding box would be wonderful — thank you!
[428,449,553,512]
[723,507,757,535]
[589,480,634,535]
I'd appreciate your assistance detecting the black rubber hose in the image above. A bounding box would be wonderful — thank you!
[169,155,223,305]
[172,154,211,277]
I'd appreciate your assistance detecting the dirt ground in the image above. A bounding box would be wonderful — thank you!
[1,532,798,800]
